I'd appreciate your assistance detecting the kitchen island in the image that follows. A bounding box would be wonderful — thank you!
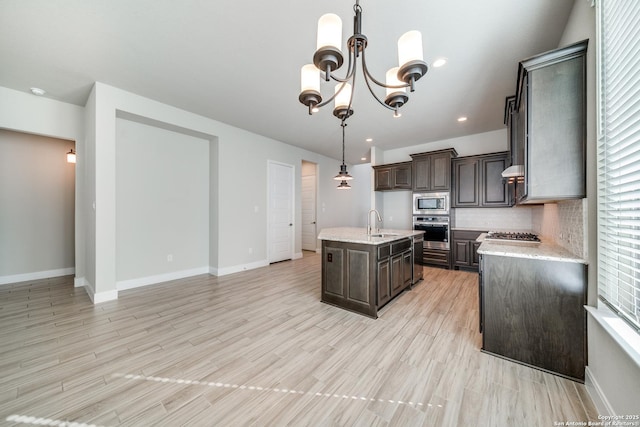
[318,227,424,318]
[477,235,588,381]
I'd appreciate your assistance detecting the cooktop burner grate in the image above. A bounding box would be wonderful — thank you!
[486,231,541,243]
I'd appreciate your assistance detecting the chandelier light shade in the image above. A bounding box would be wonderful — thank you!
[299,0,428,118]
[337,180,352,190]
[66,148,76,164]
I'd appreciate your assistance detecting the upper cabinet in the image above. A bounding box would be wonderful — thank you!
[452,152,512,208]
[410,149,457,192]
[373,161,412,191]
[512,40,588,204]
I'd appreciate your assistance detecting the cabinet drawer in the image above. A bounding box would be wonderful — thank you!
[423,249,450,267]
[377,244,390,259]
[391,239,411,255]
[452,230,485,241]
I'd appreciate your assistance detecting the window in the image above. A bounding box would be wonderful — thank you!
[597,0,640,333]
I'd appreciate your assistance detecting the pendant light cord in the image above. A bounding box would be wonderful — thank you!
[341,119,347,166]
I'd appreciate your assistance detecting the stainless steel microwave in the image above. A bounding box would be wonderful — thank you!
[413,192,449,216]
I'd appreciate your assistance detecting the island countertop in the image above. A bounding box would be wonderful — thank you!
[318,227,423,245]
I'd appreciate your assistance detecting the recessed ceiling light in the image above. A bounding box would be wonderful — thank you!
[361,157,367,161]
[365,138,373,142]
[30,87,46,96]
[457,116,468,122]
[432,58,447,68]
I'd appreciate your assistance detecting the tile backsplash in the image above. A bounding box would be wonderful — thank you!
[454,199,586,260]
[453,207,534,231]
[532,199,586,258]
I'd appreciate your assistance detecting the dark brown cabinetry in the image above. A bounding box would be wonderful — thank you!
[321,237,413,318]
[410,149,457,192]
[452,230,485,270]
[373,162,412,191]
[480,253,587,381]
[513,40,588,204]
[452,152,511,208]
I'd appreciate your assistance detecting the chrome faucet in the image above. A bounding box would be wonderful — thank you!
[367,209,382,235]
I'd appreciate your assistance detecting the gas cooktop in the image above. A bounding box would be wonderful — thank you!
[485,231,541,244]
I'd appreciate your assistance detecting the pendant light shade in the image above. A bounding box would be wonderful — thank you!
[66,149,76,164]
[337,180,351,190]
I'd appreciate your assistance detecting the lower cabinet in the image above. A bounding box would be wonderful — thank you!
[480,254,587,381]
[321,238,413,318]
[452,230,485,271]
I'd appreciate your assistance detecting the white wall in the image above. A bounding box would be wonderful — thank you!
[0,86,86,287]
[0,130,75,283]
[84,82,359,300]
[115,118,209,288]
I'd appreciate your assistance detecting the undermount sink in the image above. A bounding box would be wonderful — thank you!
[369,233,399,238]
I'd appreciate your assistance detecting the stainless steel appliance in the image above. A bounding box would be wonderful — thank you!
[485,231,540,244]
[412,233,424,283]
[413,192,449,216]
[413,216,449,250]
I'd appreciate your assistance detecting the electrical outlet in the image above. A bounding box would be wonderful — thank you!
[167,254,173,262]
[248,247,253,254]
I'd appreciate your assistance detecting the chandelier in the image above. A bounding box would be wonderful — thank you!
[335,120,352,190]
[298,0,428,120]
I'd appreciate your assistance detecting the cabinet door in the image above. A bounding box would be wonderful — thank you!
[375,167,392,191]
[377,259,391,307]
[452,159,479,207]
[471,242,482,267]
[481,156,511,206]
[453,240,470,267]
[390,254,404,295]
[430,152,451,190]
[402,250,413,287]
[394,164,412,189]
[412,157,430,191]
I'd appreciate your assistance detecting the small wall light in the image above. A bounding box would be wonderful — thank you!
[67,149,76,164]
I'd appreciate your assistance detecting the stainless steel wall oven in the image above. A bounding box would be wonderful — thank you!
[413,216,450,250]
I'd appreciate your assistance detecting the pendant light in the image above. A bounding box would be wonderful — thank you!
[299,0,428,119]
[334,120,352,189]
[66,148,76,164]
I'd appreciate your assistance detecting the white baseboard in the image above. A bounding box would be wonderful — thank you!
[0,267,75,286]
[585,366,615,416]
[293,252,303,260]
[116,267,209,291]
[210,259,269,276]
[74,277,85,287]
[83,278,118,304]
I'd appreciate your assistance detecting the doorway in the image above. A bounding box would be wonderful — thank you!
[301,160,318,252]
[268,161,294,263]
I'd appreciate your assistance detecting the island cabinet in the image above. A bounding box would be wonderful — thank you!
[479,253,587,381]
[373,162,412,191]
[513,39,588,204]
[410,149,458,192]
[452,152,511,208]
[452,230,485,270]
[321,236,413,318]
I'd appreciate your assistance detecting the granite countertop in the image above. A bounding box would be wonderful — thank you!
[476,233,586,264]
[318,227,423,245]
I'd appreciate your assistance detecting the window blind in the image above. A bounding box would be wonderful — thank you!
[597,0,640,332]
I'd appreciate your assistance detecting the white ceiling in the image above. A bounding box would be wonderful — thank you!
[0,0,575,164]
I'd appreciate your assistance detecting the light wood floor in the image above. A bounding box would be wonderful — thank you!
[0,253,597,426]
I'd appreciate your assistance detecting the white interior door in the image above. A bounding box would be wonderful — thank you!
[268,161,294,263]
[301,174,317,251]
